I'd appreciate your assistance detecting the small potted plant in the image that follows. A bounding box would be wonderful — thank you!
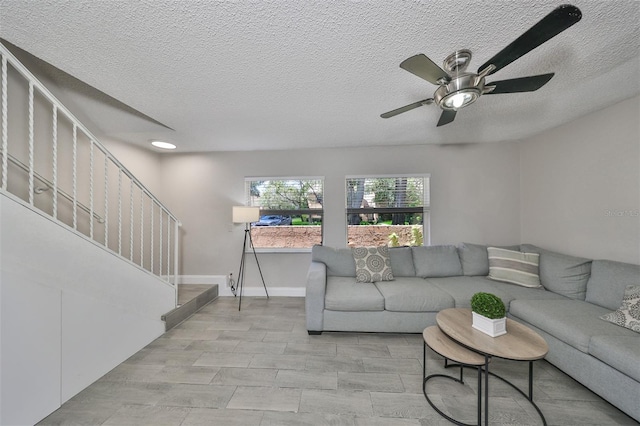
[470,292,507,337]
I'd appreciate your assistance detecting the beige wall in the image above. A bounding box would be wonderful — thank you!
[520,95,640,264]
[159,142,522,286]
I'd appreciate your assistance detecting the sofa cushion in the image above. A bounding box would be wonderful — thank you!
[589,335,640,382]
[412,245,462,278]
[427,276,516,309]
[458,242,491,276]
[352,246,394,283]
[324,277,384,311]
[388,247,416,277]
[586,260,640,311]
[311,245,356,277]
[488,247,541,288]
[374,278,454,312]
[458,243,520,276]
[600,285,640,332]
[509,299,632,353]
[520,244,592,300]
[498,282,567,302]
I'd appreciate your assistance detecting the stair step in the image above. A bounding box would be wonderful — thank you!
[162,284,218,331]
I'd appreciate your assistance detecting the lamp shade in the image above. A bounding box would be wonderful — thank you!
[232,206,260,223]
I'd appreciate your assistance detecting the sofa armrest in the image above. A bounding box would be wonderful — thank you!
[305,261,327,332]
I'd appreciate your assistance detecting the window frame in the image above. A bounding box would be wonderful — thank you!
[244,176,324,252]
[345,173,431,247]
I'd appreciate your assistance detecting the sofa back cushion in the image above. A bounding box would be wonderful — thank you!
[458,242,521,276]
[412,245,462,277]
[388,247,416,277]
[458,242,490,276]
[585,260,640,310]
[311,245,356,277]
[520,244,592,300]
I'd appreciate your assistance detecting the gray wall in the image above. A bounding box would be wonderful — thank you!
[160,96,640,287]
[520,95,640,264]
[102,138,164,197]
[159,142,522,287]
[10,50,638,288]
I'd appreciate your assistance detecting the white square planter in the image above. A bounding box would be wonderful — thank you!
[472,312,507,337]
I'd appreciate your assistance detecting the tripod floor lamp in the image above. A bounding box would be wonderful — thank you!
[232,206,269,310]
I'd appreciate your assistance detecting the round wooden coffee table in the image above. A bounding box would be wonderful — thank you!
[425,308,549,426]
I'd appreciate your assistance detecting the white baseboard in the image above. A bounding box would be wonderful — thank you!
[179,275,227,286]
[178,275,305,297]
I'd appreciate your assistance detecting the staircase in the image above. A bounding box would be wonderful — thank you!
[0,41,182,425]
[0,41,180,289]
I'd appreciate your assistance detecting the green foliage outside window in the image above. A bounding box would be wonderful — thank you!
[257,180,322,211]
[411,227,423,246]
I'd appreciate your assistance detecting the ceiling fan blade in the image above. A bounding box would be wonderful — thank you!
[437,110,457,127]
[400,54,450,85]
[477,5,582,75]
[486,73,555,94]
[380,98,433,118]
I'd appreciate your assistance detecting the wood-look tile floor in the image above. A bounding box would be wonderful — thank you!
[39,297,638,426]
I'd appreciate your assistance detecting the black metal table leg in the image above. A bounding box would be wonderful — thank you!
[477,360,482,425]
[423,347,483,426]
[484,355,489,426]
[483,364,548,426]
[423,342,426,378]
[529,361,534,400]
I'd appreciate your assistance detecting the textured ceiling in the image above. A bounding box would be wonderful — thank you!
[1,0,639,152]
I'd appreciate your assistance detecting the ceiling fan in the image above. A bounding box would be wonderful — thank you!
[381,4,582,127]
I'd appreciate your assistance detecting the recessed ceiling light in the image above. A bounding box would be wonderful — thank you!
[151,140,177,150]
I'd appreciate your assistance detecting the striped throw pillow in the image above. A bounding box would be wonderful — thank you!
[487,247,541,288]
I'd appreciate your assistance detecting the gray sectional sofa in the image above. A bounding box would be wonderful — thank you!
[305,243,640,421]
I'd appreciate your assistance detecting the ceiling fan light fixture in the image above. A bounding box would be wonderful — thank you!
[433,73,484,111]
[442,90,479,110]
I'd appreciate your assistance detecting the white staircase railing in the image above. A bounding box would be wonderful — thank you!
[0,42,180,293]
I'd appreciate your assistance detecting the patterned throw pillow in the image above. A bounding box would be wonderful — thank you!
[600,285,640,332]
[352,246,394,283]
[487,247,541,288]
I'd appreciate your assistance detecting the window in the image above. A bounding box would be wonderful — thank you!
[345,175,430,247]
[245,177,323,250]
